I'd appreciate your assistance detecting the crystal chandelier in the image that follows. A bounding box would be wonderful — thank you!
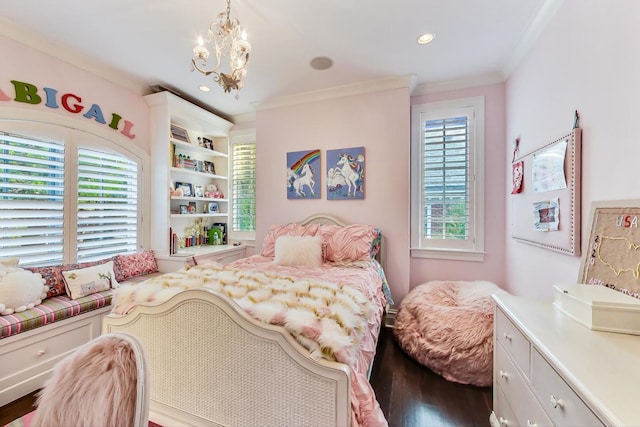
[192,0,251,97]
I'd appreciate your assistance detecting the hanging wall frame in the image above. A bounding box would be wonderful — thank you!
[511,128,582,256]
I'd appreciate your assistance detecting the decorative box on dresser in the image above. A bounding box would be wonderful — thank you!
[145,91,245,270]
[491,294,640,427]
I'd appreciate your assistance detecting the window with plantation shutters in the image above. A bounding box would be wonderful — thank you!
[0,125,142,267]
[77,148,138,262]
[231,141,256,234]
[0,133,65,266]
[410,97,485,261]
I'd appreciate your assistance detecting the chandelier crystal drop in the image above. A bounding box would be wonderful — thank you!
[192,0,251,98]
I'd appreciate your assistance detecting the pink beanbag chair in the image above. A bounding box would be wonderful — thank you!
[393,280,507,387]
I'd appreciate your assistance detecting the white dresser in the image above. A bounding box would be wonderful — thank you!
[491,294,640,427]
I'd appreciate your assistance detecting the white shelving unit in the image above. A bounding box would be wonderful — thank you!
[145,91,245,270]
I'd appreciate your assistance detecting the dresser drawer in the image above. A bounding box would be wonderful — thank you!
[493,382,519,427]
[531,349,604,427]
[495,343,553,427]
[496,308,530,376]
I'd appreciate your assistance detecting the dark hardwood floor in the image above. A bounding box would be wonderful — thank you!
[370,327,493,427]
[1,327,492,427]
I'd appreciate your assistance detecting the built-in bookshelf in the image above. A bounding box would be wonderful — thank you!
[145,91,245,270]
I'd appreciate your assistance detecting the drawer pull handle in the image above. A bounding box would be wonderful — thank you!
[499,370,509,380]
[499,416,509,426]
[36,350,46,356]
[550,395,564,409]
[526,420,538,427]
[503,333,512,341]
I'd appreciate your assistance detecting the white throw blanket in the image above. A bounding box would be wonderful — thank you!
[112,264,374,365]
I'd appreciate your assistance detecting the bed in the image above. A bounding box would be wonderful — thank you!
[102,214,391,427]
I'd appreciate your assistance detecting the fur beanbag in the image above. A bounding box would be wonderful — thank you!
[393,280,507,387]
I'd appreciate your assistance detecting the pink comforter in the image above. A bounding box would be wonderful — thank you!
[226,255,388,427]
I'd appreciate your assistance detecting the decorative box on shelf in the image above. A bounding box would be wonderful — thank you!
[553,283,640,335]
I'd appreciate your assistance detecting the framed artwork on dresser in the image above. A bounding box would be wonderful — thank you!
[579,199,640,299]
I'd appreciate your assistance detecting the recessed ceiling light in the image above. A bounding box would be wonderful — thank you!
[199,85,211,92]
[417,33,435,45]
[310,56,334,71]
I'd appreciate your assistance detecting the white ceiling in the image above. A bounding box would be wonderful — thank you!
[1,0,559,122]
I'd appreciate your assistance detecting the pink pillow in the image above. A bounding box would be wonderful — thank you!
[321,224,378,262]
[260,223,321,257]
[113,250,158,282]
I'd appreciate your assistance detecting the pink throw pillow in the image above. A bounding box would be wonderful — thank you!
[113,250,158,282]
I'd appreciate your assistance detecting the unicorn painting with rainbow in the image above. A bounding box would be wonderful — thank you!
[286,149,321,199]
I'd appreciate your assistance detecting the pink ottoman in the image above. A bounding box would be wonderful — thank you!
[393,280,507,387]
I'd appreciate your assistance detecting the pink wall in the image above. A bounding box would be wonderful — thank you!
[0,36,150,150]
[505,1,640,299]
[410,84,507,289]
[256,87,411,304]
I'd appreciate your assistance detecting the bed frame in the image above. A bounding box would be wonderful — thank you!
[102,214,384,427]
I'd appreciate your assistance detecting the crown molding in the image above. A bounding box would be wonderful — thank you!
[256,74,417,111]
[0,17,147,95]
[500,0,565,79]
[412,72,505,96]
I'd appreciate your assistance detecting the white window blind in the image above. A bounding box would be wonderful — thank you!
[77,148,138,262]
[0,133,65,266]
[231,142,256,232]
[411,96,485,261]
[423,116,470,240]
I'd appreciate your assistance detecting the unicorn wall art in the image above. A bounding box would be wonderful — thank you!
[286,149,321,199]
[327,146,365,200]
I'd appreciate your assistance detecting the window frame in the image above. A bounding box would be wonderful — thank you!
[229,128,256,244]
[410,96,485,262]
[0,119,148,266]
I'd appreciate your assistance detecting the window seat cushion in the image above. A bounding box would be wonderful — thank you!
[0,290,112,339]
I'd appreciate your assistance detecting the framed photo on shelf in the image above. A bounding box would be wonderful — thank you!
[170,124,190,143]
[204,161,216,175]
[179,205,188,214]
[194,185,204,198]
[188,202,196,214]
[175,181,193,197]
[208,202,219,213]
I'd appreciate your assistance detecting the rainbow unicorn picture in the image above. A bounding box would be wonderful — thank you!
[287,149,320,199]
[327,147,365,200]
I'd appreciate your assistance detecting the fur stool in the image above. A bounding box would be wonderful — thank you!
[393,280,507,387]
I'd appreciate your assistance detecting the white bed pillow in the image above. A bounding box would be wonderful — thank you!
[62,261,119,300]
[273,235,323,267]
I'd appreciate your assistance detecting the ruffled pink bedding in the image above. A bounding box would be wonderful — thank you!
[227,255,388,427]
[112,255,388,427]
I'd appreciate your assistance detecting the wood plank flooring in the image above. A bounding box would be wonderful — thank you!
[0,327,493,427]
[370,327,493,426]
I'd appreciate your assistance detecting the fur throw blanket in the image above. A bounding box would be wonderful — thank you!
[393,280,507,387]
[112,265,374,365]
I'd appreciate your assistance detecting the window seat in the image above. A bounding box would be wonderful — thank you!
[0,264,163,407]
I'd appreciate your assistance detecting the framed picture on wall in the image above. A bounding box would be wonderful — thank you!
[286,149,321,199]
[327,146,365,200]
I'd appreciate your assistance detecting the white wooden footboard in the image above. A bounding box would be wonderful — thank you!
[103,289,351,427]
